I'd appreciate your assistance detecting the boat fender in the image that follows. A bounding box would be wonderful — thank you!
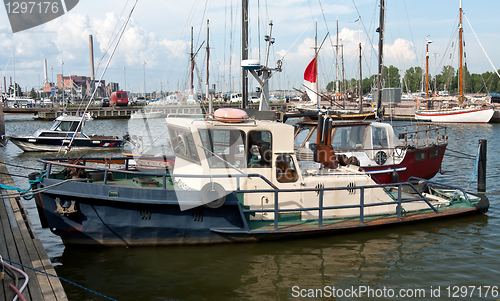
[200,182,226,209]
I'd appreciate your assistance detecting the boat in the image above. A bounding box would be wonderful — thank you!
[292,113,448,184]
[5,115,126,152]
[414,1,494,123]
[28,108,487,246]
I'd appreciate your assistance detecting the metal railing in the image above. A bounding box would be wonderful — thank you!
[38,157,472,233]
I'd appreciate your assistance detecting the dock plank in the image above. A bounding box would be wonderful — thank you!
[0,156,67,301]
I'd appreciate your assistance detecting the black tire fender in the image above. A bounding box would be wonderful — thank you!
[200,182,226,209]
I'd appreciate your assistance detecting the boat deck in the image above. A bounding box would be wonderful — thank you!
[0,156,68,300]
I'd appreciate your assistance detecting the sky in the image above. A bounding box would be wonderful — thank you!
[1,0,499,95]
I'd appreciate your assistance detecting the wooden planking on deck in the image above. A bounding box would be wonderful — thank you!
[0,155,67,301]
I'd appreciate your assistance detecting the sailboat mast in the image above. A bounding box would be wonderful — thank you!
[241,0,249,108]
[426,36,431,99]
[315,22,319,107]
[359,43,363,113]
[376,0,385,119]
[206,19,211,114]
[335,19,339,95]
[190,27,194,95]
[459,0,464,103]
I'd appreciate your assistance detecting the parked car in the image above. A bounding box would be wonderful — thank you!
[101,98,110,107]
[488,91,500,103]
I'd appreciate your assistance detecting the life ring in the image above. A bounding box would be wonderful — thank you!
[200,182,226,209]
[214,108,249,123]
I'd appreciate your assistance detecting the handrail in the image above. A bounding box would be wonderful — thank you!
[38,157,466,233]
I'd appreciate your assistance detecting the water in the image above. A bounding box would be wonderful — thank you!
[2,115,500,300]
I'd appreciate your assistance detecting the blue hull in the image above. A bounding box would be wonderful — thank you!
[36,180,247,246]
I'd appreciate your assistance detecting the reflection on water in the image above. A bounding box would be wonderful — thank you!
[1,117,500,300]
[55,214,491,301]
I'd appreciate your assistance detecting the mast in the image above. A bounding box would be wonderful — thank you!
[376,0,385,119]
[241,0,249,108]
[459,0,464,104]
[359,43,363,113]
[341,44,345,107]
[12,52,15,98]
[206,19,211,114]
[426,36,432,99]
[315,22,319,107]
[335,19,339,96]
[190,27,194,95]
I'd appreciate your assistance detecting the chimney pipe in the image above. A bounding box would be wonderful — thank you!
[89,35,95,90]
[43,59,48,84]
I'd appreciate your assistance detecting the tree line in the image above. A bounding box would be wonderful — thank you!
[326,65,500,95]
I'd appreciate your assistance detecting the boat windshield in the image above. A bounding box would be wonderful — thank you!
[168,126,200,164]
[54,120,82,132]
[331,125,367,150]
[294,124,315,147]
[49,121,61,131]
[199,129,246,168]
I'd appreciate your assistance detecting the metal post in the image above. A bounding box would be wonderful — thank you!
[478,139,487,192]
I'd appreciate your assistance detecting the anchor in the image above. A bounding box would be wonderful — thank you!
[54,198,78,216]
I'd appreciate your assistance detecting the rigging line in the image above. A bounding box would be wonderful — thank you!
[351,0,378,62]
[279,18,317,61]
[464,14,500,80]
[58,0,139,157]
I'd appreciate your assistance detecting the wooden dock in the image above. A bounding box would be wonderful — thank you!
[0,155,67,301]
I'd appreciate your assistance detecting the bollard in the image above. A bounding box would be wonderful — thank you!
[477,139,487,193]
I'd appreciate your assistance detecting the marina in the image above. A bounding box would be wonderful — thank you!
[1,112,499,300]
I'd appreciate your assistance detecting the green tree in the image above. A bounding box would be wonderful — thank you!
[30,88,37,99]
[383,65,400,88]
[403,67,423,93]
[7,83,22,97]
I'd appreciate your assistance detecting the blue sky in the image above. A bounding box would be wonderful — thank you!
[0,0,499,95]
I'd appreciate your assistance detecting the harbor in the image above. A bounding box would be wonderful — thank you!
[0,112,498,300]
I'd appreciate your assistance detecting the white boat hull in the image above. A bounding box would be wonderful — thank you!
[415,107,494,123]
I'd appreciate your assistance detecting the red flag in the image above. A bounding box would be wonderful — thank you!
[304,57,317,83]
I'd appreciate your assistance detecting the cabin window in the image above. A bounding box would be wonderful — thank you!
[276,154,298,183]
[415,151,427,162]
[429,149,440,158]
[331,125,367,150]
[247,130,272,168]
[199,129,246,168]
[372,127,389,149]
[168,127,200,164]
[59,121,81,132]
[294,124,315,147]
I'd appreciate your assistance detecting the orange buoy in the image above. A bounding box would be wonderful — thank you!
[213,108,249,123]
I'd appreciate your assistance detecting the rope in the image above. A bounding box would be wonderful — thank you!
[0,171,46,200]
[444,148,476,159]
[466,143,481,191]
[2,258,118,301]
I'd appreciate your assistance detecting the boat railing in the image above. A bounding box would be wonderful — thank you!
[393,123,448,148]
[38,157,470,233]
[236,180,443,233]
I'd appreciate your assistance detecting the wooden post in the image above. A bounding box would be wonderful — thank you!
[478,139,487,192]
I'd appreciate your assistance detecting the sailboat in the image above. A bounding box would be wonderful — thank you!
[415,0,494,123]
[296,24,375,120]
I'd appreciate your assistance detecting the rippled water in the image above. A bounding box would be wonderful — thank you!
[2,115,499,300]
